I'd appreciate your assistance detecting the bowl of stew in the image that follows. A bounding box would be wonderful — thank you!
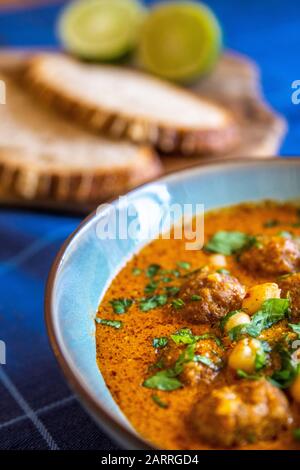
[46,158,300,450]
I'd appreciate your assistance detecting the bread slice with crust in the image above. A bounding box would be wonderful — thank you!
[25,53,239,155]
[0,73,161,203]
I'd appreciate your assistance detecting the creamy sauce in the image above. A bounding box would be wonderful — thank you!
[96,202,300,449]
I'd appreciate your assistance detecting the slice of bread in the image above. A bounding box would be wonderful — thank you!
[0,73,162,203]
[25,53,239,155]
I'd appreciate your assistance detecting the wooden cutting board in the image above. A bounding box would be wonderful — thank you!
[0,50,287,213]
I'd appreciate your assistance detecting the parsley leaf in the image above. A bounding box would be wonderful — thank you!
[171,298,185,309]
[205,231,256,256]
[289,323,300,337]
[143,371,182,391]
[177,261,191,270]
[146,264,161,278]
[139,294,168,312]
[171,328,195,345]
[247,298,290,337]
[152,337,168,349]
[95,318,122,329]
[109,298,133,314]
[151,394,168,408]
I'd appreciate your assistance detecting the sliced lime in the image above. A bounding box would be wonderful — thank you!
[138,1,222,83]
[58,0,145,61]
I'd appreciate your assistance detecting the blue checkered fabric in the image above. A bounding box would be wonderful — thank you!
[0,0,299,450]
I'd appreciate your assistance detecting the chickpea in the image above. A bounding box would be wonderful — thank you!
[225,311,251,333]
[209,254,227,268]
[228,338,261,373]
[290,374,300,403]
[242,283,281,315]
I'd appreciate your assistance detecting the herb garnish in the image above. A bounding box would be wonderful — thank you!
[139,294,168,312]
[144,280,159,294]
[289,323,300,337]
[177,261,191,270]
[205,231,257,256]
[151,394,168,408]
[269,345,300,389]
[193,355,219,370]
[171,298,185,309]
[165,286,180,296]
[95,318,123,329]
[263,219,280,228]
[146,264,161,278]
[190,294,201,301]
[109,298,133,314]
[237,369,262,380]
[293,428,300,441]
[227,299,290,340]
[132,267,142,276]
[217,268,230,275]
[152,337,169,349]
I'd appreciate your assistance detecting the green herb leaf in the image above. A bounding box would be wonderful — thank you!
[247,298,290,337]
[165,286,180,296]
[289,323,300,337]
[277,230,293,239]
[193,355,218,370]
[171,328,195,345]
[132,267,142,276]
[151,394,168,408]
[263,219,280,228]
[144,281,158,294]
[220,310,241,332]
[143,371,182,391]
[293,428,300,441]
[109,298,133,314]
[177,261,191,270]
[190,294,201,301]
[139,294,168,312]
[237,369,262,380]
[196,333,224,349]
[205,231,256,256]
[171,298,185,309]
[270,345,299,388]
[146,264,161,278]
[217,268,230,275]
[152,337,169,349]
[95,318,122,329]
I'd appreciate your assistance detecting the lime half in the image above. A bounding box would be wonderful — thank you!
[138,1,222,83]
[58,0,145,61]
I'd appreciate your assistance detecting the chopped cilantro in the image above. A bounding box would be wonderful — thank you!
[277,230,293,239]
[152,337,168,349]
[151,394,168,408]
[171,298,185,309]
[132,267,142,276]
[237,369,262,380]
[193,355,218,370]
[146,264,161,278]
[165,286,180,296]
[205,231,256,256]
[144,281,158,294]
[139,294,168,312]
[217,268,230,275]
[143,371,182,391]
[171,328,195,345]
[177,261,191,270]
[109,298,133,314]
[95,318,122,329]
[293,428,300,441]
[190,294,201,301]
[220,310,241,332]
[263,219,280,228]
[289,323,300,337]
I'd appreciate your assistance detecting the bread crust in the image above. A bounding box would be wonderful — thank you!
[25,54,239,156]
[0,146,162,203]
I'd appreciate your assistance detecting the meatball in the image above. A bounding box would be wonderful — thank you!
[159,337,223,385]
[240,235,300,276]
[279,273,300,321]
[191,379,292,447]
[175,271,245,324]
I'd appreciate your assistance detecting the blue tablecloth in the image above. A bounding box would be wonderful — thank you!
[0,0,299,450]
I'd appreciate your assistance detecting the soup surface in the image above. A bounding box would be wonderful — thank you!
[96,202,300,449]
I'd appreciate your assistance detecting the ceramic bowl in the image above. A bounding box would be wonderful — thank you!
[45,158,300,449]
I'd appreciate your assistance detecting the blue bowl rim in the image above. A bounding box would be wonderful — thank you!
[44,157,300,449]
